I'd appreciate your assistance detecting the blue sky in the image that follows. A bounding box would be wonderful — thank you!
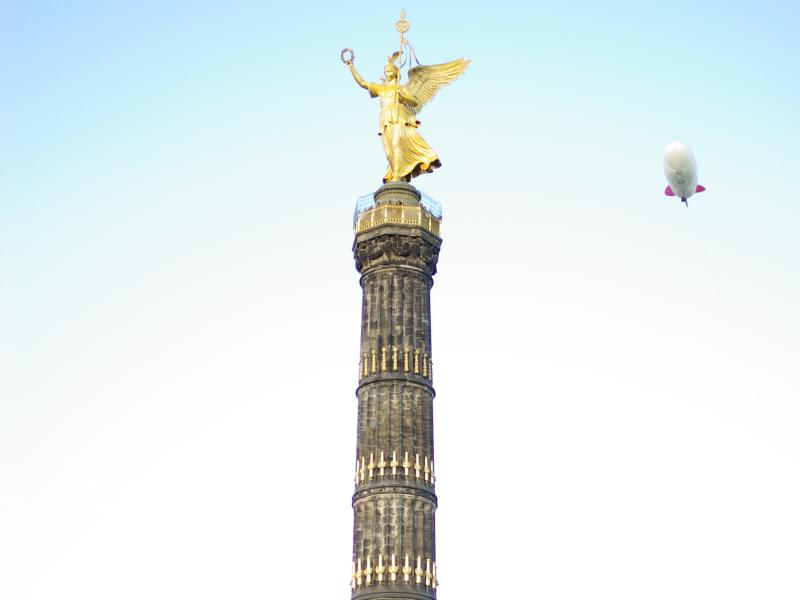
[2,2,799,599]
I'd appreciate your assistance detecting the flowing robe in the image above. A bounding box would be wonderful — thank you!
[367,81,441,183]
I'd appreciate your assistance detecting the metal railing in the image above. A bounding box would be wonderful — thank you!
[354,204,441,236]
[353,190,442,235]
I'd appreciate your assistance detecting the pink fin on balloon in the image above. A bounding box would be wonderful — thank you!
[664,186,675,196]
[695,184,706,193]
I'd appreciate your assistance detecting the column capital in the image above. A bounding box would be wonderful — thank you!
[354,232,441,276]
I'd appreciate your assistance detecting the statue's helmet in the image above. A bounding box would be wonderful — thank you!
[384,51,400,78]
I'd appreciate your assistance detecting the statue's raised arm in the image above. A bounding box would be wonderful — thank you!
[342,50,370,91]
[341,13,469,184]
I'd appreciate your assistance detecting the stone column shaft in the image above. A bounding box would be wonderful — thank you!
[351,183,441,600]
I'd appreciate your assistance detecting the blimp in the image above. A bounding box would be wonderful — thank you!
[663,141,706,207]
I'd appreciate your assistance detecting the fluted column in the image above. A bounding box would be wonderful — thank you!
[351,182,441,600]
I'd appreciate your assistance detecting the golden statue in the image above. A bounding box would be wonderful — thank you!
[342,11,469,183]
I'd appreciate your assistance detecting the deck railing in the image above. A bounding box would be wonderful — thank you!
[354,204,441,236]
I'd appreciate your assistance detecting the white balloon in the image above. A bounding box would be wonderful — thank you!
[663,141,705,205]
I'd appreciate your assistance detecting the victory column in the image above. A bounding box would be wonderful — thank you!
[343,12,468,600]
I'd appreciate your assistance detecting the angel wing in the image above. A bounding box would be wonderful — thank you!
[401,58,470,115]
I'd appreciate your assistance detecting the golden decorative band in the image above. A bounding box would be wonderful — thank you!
[352,554,437,590]
[355,451,435,486]
[360,346,431,380]
[354,204,441,237]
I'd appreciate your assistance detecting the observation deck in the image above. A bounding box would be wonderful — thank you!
[353,189,442,237]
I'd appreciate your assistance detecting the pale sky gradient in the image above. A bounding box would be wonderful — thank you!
[2,2,799,599]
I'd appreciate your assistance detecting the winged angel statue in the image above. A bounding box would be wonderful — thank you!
[344,44,469,183]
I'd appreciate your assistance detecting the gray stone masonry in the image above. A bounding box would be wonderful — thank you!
[351,182,442,600]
